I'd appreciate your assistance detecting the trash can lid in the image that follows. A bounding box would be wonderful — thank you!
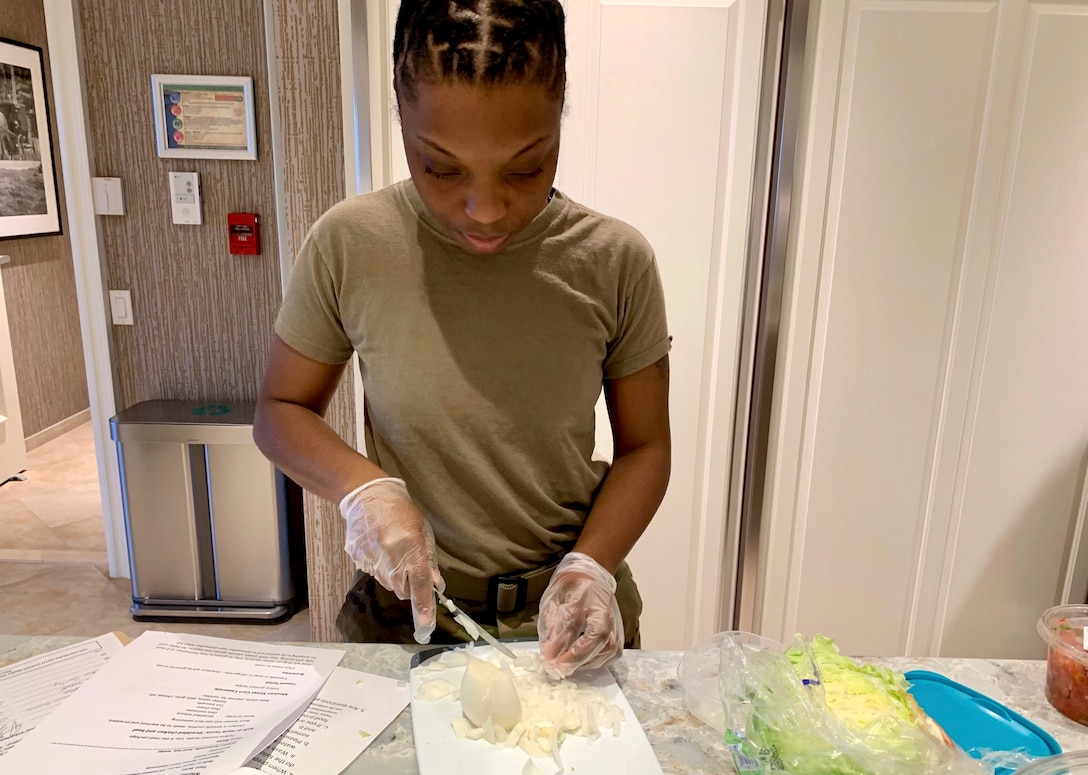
[110,400,256,427]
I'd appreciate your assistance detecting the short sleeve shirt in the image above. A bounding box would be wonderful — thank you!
[275,180,670,577]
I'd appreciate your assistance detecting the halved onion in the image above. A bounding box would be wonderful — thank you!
[460,657,523,731]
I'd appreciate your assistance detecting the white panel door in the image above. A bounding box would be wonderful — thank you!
[0,265,27,483]
[758,0,1002,655]
[936,1,1088,658]
[760,0,1088,658]
[367,0,767,648]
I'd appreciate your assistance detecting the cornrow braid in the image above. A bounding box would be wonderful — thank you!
[393,0,566,104]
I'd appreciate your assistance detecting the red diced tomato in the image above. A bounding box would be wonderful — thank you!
[1046,630,1088,726]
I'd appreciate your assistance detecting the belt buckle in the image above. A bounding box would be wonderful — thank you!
[488,573,528,615]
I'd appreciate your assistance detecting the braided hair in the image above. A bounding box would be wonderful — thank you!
[393,0,566,105]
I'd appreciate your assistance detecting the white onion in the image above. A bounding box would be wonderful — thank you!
[416,646,624,766]
[460,657,523,731]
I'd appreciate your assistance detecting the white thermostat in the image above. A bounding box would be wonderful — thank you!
[169,171,202,225]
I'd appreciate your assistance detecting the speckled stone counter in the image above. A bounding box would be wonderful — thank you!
[3,635,1088,774]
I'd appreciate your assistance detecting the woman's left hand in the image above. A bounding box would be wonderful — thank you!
[538,552,623,678]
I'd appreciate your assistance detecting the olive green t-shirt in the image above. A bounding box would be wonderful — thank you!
[275,180,670,578]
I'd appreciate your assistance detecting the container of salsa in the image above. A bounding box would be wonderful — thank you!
[1038,605,1088,725]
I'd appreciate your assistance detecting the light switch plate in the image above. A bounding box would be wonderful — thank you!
[169,172,202,225]
[92,177,125,216]
[108,290,134,325]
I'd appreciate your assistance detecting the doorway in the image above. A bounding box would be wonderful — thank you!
[0,0,109,609]
[0,419,105,564]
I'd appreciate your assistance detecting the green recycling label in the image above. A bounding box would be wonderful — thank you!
[192,404,230,416]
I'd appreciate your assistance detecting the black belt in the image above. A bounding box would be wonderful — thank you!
[441,559,561,615]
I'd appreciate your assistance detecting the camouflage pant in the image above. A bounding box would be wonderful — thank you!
[336,561,643,648]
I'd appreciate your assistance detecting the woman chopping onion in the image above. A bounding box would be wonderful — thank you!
[254,0,671,679]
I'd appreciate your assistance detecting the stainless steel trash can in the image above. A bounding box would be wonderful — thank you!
[109,400,304,621]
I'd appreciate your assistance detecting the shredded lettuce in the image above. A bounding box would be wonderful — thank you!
[726,635,983,775]
[791,635,917,735]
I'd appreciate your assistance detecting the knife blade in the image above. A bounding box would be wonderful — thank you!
[435,588,518,659]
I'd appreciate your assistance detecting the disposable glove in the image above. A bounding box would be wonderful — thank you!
[538,552,623,678]
[340,477,444,644]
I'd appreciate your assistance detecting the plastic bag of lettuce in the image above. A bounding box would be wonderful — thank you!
[719,633,989,774]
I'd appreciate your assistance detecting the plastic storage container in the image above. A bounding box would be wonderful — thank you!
[677,631,785,732]
[905,670,1060,773]
[1038,605,1088,726]
[1016,751,1088,775]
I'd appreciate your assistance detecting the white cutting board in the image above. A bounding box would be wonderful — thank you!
[410,641,664,775]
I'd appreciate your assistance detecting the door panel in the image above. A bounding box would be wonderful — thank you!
[762,0,1088,658]
[795,0,998,656]
[938,3,1088,658]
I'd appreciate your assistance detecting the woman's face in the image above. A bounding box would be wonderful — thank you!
[399,81,563,255]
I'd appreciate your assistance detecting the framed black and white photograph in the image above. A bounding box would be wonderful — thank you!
[150,74,257,160]
[0,37,61,240]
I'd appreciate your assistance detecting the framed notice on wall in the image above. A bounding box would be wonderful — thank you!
[0,37,61,239]
[150,74,257,160]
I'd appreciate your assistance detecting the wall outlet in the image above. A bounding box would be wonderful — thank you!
[108,290,133,325]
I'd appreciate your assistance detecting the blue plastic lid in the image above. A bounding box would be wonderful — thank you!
[906,670,1061,774]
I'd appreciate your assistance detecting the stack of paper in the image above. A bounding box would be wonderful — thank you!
[0,631,410,775]
[0,632,126,756]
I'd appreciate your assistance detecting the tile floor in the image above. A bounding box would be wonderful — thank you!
[0,422,310,642]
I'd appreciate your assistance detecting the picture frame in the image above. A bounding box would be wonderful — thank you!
[0,37,61,240]
[150,74,257,160]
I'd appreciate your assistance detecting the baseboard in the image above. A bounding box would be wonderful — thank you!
[0,548,109,565]
[24,408,91,452]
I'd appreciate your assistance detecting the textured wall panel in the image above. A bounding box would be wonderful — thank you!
[270,0,354,643]
[0,0,89,437]
[78,0,282,408]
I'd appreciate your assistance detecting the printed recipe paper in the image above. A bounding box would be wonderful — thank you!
[0,632,343,775]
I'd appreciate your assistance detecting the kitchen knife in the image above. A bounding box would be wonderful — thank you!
[435,588,518,659]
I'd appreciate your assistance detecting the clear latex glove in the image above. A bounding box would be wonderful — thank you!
[339,477,445,644]
[538,552,623,678]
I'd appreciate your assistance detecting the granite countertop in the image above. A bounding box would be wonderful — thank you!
[3,636,1088,774]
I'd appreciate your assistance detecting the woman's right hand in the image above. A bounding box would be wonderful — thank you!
[339,478,444,643]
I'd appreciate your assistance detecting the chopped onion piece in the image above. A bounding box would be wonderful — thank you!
[483,716,497,744]
[417,678,458,701]
[515,653,542,671]
[453,611,482,639]
[550,723,563,771]
[452,717,471,739]
[520,735,546,758]
[523,759,547,775]
[445,650,469,668]
[506,722,525,747]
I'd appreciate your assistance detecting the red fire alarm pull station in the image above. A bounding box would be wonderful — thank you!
[227,213,261,255]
